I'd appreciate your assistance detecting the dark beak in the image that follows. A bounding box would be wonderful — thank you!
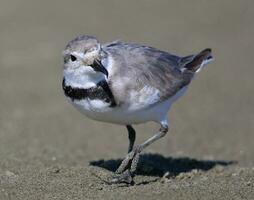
[92,59,108,78]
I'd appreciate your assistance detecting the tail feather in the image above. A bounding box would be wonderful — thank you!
[182,48,213,73]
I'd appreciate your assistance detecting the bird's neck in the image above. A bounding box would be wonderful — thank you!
[63,67,105,89]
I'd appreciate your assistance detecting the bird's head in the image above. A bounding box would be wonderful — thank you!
[62,35,108,77]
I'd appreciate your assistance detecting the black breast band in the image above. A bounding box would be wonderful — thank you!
[62,78,116,107]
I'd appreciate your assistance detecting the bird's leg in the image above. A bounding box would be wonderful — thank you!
[116,124,168,174]
[126,125,136,153]
[112,123,168,184]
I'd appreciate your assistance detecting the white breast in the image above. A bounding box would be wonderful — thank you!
[67,86,188,125]
[71,98,111,113]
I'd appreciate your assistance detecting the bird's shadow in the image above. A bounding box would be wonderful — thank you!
[90,153,236,177]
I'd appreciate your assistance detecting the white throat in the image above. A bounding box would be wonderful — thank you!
[64,67,104,89]
[63,53,113,89]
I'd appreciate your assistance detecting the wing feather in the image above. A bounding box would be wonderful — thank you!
[103,42,193,103]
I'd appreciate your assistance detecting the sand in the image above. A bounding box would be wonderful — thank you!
[0,0,254,199]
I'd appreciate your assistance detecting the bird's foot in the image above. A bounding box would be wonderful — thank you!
[110,146,141,184]
[111,169,134,185]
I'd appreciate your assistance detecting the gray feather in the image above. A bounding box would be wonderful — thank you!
[102,41,194,103]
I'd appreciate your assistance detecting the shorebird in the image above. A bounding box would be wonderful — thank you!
[62,35,213,184]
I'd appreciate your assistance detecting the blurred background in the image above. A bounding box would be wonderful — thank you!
[0,0,253,190]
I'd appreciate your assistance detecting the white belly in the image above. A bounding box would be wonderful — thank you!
[68,86,188,125]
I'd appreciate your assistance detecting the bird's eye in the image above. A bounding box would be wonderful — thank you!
[70,55,77,62]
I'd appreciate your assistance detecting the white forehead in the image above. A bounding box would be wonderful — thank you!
[72,51,85,58]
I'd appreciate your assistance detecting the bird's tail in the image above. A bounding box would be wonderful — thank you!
[182,48,213,73]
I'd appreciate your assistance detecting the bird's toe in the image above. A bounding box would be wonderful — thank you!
[111,170,134,185]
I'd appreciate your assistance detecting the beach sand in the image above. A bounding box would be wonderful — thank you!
[0,0,253,199]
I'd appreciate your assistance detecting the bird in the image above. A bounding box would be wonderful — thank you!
[62,35,213,184]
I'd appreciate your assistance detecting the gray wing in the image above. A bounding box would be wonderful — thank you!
[103,41,194,102]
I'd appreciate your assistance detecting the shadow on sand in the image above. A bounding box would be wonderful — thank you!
[90,153,236,177]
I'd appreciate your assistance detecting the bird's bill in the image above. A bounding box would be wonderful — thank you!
[92,59,109,78]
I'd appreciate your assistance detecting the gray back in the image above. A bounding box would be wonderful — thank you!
[103,41,194,103]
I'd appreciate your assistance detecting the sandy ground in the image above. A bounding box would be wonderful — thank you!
[0,0,254,199]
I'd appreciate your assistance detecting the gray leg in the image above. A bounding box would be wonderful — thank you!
[112,124,168,184]
[126,125,136,153]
